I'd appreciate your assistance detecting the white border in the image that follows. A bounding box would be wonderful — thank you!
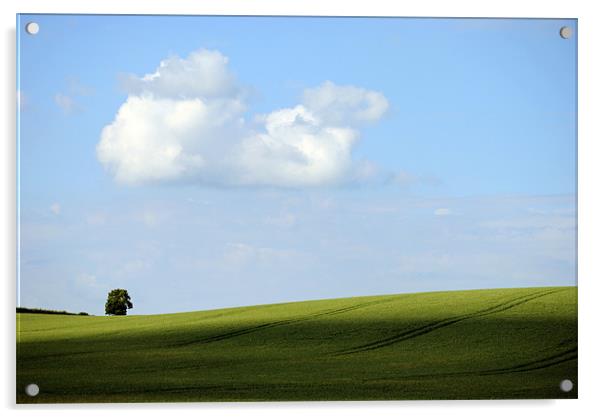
[2,1,600,417]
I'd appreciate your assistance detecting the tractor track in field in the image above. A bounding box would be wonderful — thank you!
[366,346,577,383]
[429,346,577,377]
[334,288,568,356]
[475,346,577,376]
[171,296,403,347]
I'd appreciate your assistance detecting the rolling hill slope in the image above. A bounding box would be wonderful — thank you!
[16,286,577,402]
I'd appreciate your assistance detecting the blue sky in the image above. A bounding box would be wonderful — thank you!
[17,15,576,314]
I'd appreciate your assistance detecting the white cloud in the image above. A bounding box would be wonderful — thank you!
[233,105,359,187]
[434,208,451,216]
[97,48,389,187]
[121,49,241,100]
[49,203,61,215]
[98,96,242,184]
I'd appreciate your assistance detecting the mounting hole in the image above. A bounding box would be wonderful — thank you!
[559,26,572,39]
[25,22,39,35]
[560,379,573,392]
[25,383,39,397]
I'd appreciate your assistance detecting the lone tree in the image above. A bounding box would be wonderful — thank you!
[105,289,133,316]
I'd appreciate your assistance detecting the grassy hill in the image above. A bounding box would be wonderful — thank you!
[16,286,577,403]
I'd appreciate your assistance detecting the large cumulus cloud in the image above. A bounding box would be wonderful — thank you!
[97,48,388,187]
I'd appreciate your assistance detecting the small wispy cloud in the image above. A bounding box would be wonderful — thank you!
[138,210,164,228]
[392,170,416,187]
[387,170,442,189]
[115,259,153,279]
[264,212,297,228]
[223,242,302,267]
[86,212,107,226]
[76,273,98,288]
[54,93,77,114]
[54,78,94,114]
[434,208,451,216]
[49,203,61,215]
[67,77,95,96]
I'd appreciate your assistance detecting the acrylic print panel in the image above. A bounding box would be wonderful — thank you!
[16,14,577,403]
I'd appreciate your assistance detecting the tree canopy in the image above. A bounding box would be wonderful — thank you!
[105,289,133,316]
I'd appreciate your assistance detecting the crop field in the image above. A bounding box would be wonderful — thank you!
[16,286,577,403]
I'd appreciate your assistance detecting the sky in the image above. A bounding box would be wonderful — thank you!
[17,15,577,315]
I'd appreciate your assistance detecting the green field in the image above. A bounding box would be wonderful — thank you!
[16,286,577,403]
